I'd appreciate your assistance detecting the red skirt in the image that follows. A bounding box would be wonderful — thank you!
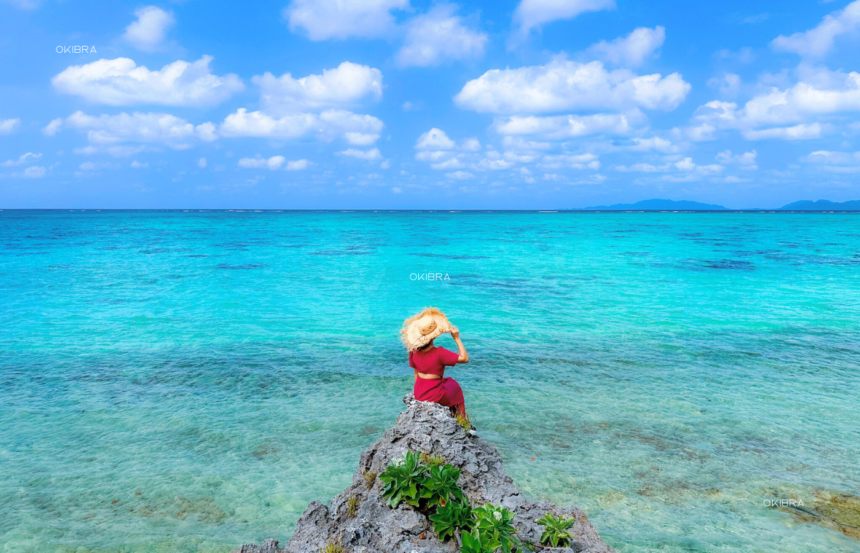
[414,376,465,414]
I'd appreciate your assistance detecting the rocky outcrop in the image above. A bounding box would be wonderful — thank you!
[233,395,617,553]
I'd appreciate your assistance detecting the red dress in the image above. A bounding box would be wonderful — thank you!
[410,346,465,414]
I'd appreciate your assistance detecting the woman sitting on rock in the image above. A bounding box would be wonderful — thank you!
[401,307,469,417]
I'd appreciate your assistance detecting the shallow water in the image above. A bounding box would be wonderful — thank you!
[1,210,859,552]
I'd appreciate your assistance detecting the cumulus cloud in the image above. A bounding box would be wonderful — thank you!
[492,112,641,139]
[1,152,41,166]
[416,128,457,150]
[253,62,382,115]
[446,170,474,180]
[716,149,757,169]
[615,156,723,180]
[454,59,690,114]
[284,0,409,40]
[20,166,47,178]
[337,148,382,161]
[52,56,243,107]
[772,0,860,57]
[397,4,488,67]
[513,0,615,37]
[0,118,21,134]
[412,126,600,174]
[61,111,217,147]
[43,118,63,136]
[122,6,175,52]
[708,72,742,98]
[239,155,288,170]
[540,152,600,169]
[627,136,678,153]
[801,150,860,165]
[220,108,383,144]
[684,67,860,141]
[586,26,665,67]
[286,159,309,170]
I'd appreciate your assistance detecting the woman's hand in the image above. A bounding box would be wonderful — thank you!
[449,326,460,339]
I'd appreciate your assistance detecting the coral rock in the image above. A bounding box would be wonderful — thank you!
[233,395,617,553]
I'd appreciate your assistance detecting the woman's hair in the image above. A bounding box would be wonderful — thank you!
[417,339,434,351]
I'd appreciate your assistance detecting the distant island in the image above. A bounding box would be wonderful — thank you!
[581,199,728,210]
[779,199,860,211]
[574,199,860,211]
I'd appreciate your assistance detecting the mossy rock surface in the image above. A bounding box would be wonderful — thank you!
[779,489,860,540]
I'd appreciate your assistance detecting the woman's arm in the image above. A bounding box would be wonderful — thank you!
[450,327,469,363]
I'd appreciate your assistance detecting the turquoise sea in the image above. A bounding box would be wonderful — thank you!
[1,210,859,553]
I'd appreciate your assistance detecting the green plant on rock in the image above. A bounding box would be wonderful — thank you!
[473,504,522,553]
[318,537,343,553]
[460,527,502,553]
[429,497,474,542]
[363,470,376,489]
[379,450,425,508]
[536,512,575,548]
[420,464,464,508]
[456,413,473,431]
[346,495,359,518]
[420,451,446,467]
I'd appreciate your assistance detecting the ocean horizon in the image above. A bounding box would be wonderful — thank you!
[2,210,859,552]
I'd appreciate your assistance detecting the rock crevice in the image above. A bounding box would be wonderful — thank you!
[234,395,616,553]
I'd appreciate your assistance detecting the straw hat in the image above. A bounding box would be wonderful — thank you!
[401,307,452,351]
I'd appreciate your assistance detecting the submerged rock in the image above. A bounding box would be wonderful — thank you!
[233,395,617,553]
[779,489,860,540]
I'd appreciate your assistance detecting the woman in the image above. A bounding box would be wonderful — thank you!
[401,307,469,416]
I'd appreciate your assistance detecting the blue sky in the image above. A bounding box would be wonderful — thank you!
[1,0,859,209]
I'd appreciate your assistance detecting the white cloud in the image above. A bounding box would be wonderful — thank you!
[513,0,615,37]
[286,159,309,170]
[454,59,690,114]
[220,108,383,143]
[708,72,741,98]
[253,61,382,115]
[772,0,860,57]
[684,67,860,141]
[62,111,217,147]
[198,157,207,168]
[43,118,63,136]
[586,26,665,67]
[716,149,757,169]
[5,0,41,10]
[628,136,678,153]
[743,123,823,140]
[19,166,46,178]
[615,156,723,179]
[284,0,409,40]
[131,160,148,168]
[0,118,20,134]
[337,148,382,161]
[540,152,600,169]
[52,56,243,107]
[493,112,640,139]
[122,6,175,52]
[416,128,457,150]
[1,152,41,166]
[446,170,474,180]
[239,155,287,169]
[802,150,860,165]
[74,145,148,157]
[397,4,488,67]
